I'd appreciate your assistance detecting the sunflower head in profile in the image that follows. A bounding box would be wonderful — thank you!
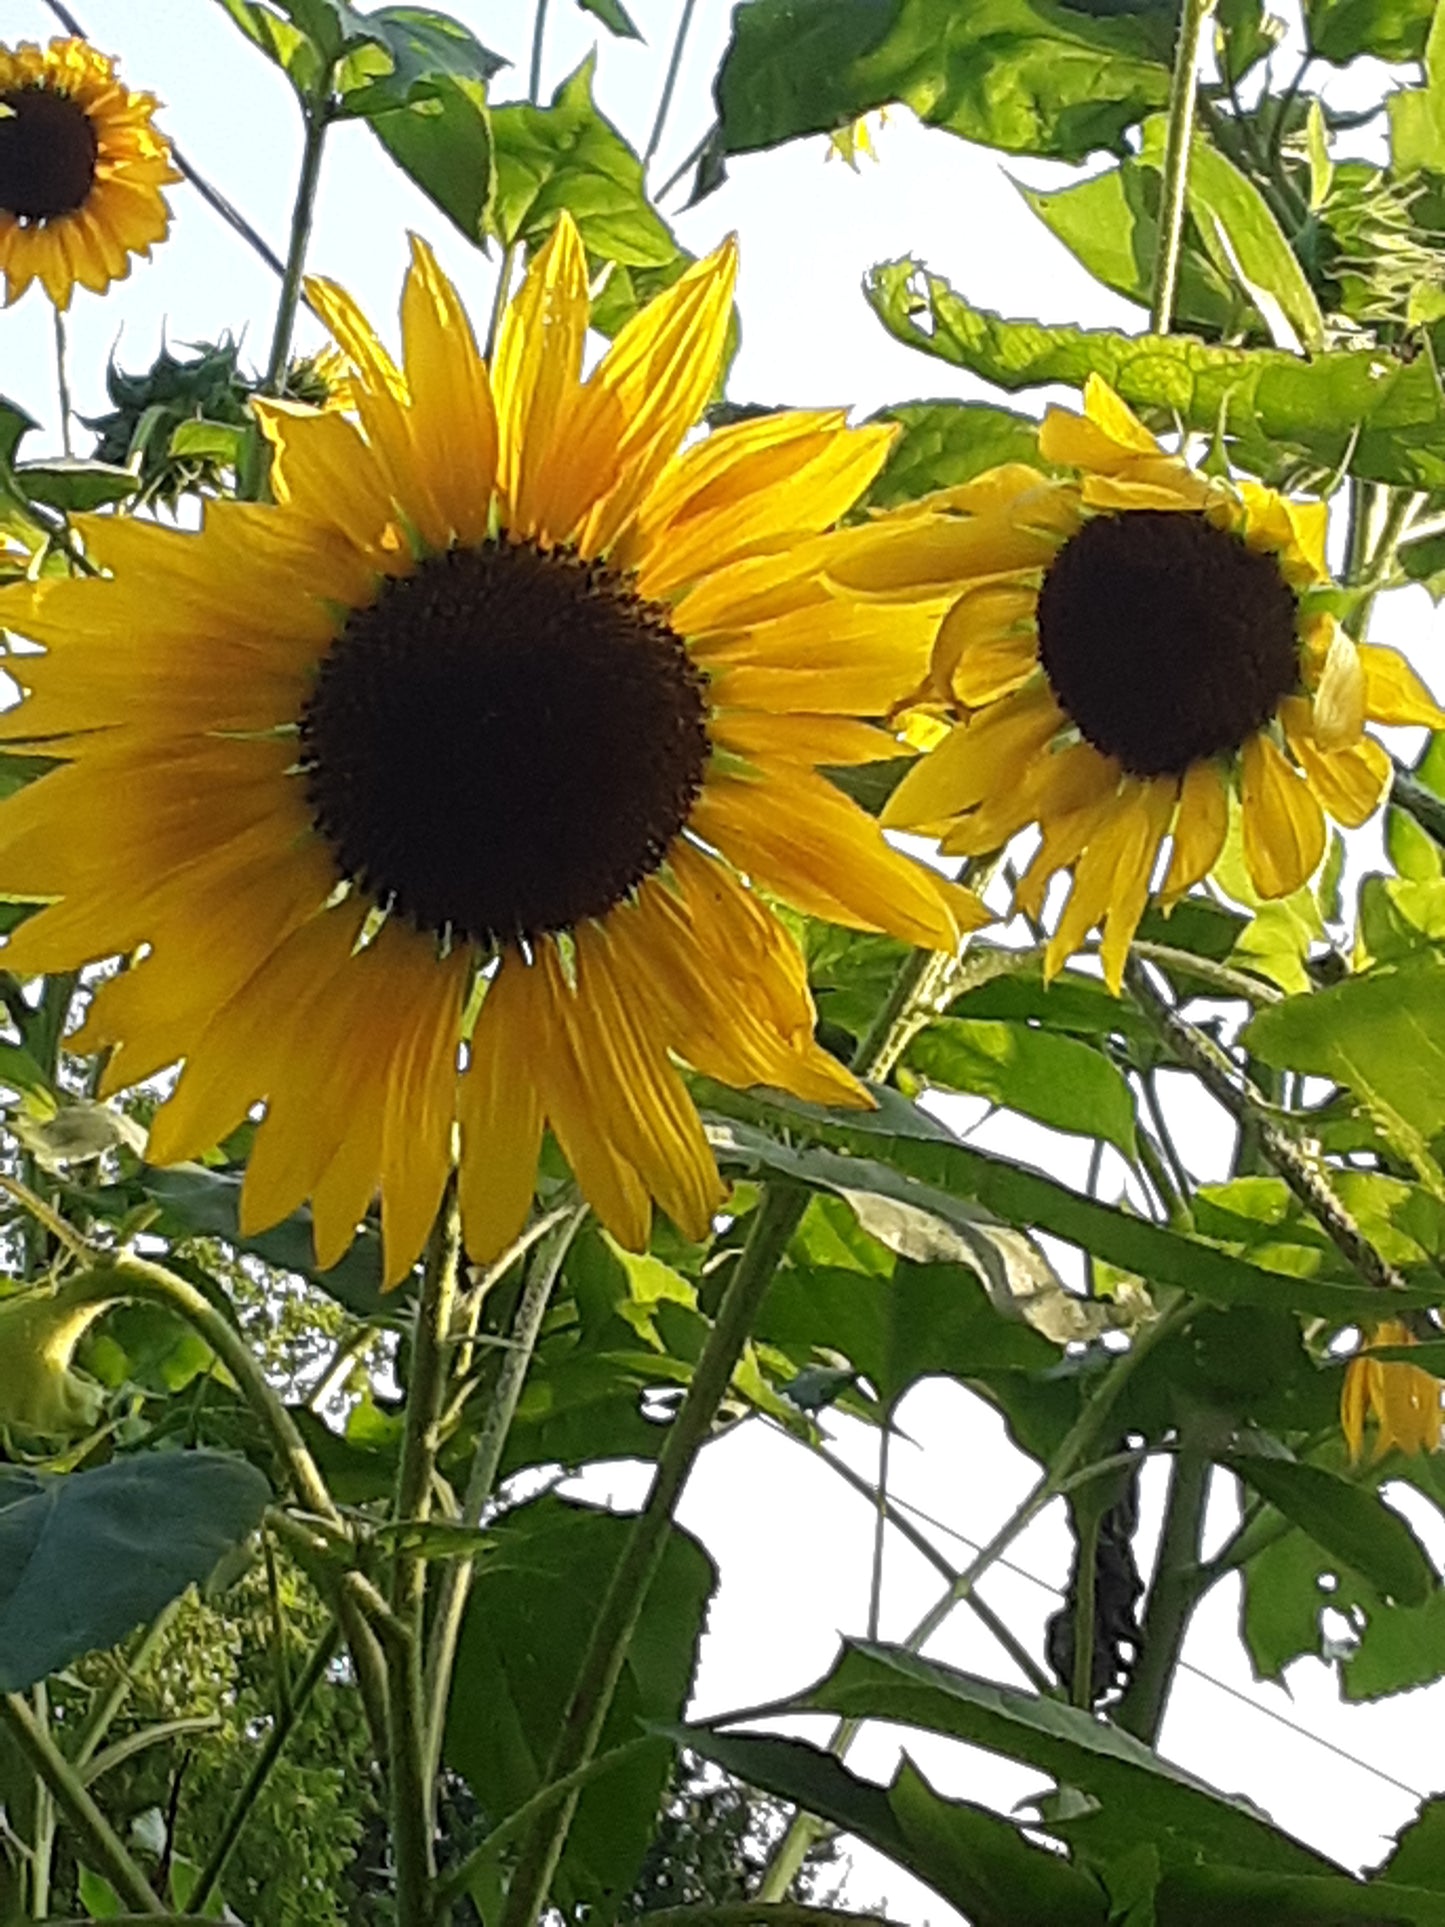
[0,36,179,309]
[1341,1320,1443,1462]
[877,376,1445,991]
[0,214,981,1286]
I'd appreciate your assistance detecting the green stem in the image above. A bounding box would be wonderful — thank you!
[1128,941,1283,1005]
[1125,960,1408,1295]
[1390,760,1445,846]
[866,1423,891,1640]
[1070,1510,1102,1711]
[528,0,550,103]
[30,1684,55,1918]
[498,1182,808,1927]
[422,1207,585,1836]
[264,98,331,394]
[645,0,700,165]
[53,309,72,459]
[757,1294,1198,1899]
[73,1602,183,1770]
[188,1621,341,1916]
[389,1199,463,1923]
[1113,1443,1211,1743]
[0,1695,165,1916]
[1150,0,1217,335]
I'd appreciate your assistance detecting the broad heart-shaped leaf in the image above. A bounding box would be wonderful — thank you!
[705,0,1172,170]
[1303,0,1436,63]
[863,259,1445,491]
[0,1453,269,1691]
[1223,1454,1437,1607]
[757,1259,1062,1413]
[1244,953,1445,1198]
[793,1642,1335,1877]
[489,57,678,267]
[445,1495,714,1918]
[904,1016,1138,1159]
[700,1083,1445,1319]
[865,400,1047,507]
[668,1730,1110,1926]
[336,5,506,114]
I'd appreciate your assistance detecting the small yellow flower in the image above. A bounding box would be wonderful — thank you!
[875,376,1445,991]
[0,36,179,308]
[1341,1320,1443,1462]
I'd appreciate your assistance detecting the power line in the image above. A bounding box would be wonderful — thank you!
[884,1488,1428,1804]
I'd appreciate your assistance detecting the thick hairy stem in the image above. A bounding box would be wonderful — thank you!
[1126,961,1409,1296]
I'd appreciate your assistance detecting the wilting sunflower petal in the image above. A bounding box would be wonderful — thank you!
[1241,732,1326,898]
[1309,620,1366,749]
[1359,644,1445,728]
[1161,761,1228,907]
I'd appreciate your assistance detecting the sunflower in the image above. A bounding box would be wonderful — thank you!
[0,36,179,309]
[0,215,979,1286]
[1341,1320,1443,1461]
[875,376,1445,991]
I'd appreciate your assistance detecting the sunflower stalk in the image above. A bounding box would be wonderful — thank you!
[1150,0,1217,335]
[420,1203,587,1823]
[1113,1437,1212,1744]
[1124,959,1408,1295]
[263,91,332,396]
[645,0,701,166]
[388,1194,463,1923]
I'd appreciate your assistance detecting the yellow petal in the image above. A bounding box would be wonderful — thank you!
[882,682,1063,832]
[1281,699,1389,829]
[459,951,547,1264]
[1240,732,1326,898]
[399,234,499,547]
[1309,620,1366,749]
[491,212,597,543]
[693,764,960,951]
[710,711,906,767]
[1359,644,1445,728]
[823,510,1063,600]
[1160,760,1228,907]
[931,580,1039,707]
[1341,1352,1368,1463]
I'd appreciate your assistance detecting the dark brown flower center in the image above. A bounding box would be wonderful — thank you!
[0,86,98,222]
[1035,510,1300,777]
[300,541,711,947]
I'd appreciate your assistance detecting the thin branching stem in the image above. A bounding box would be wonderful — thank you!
[1150,0,1217,334]
[645,0,700,165]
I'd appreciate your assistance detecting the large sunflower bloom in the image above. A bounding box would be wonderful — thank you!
[876,376,1445,990]
[1341,1320,1443,1462]
[0,36,179,309]
[0,216,978,1286]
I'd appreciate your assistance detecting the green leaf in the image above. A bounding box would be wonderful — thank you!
[1244,954,1445,1196]
[168,419,249,466]
[0,396,36,470]
[1389,0,1445,173]
[1215,0,1283,84]
[445,1495,714,1915]
[758,1260,1062,1413]
[575,0,643,37]
[1137,118,1325,354]
[905,1016,1138,1158]
[863,258,1445,490]
[0,1453,269,1690]
[1159,1861,1445,1923]
[489,57,678,265]
[707,0,1172,170]
[1223,1453,1437,1607]
[1381,1799,1445,1894]
[702,1083,1445,1318]
[1304,0,1437,64]
[670,1729,1109,1926]
[336,4,506,113]
[15,459,139,513]
[1020,163,1247,337]
[212,0,325,90]
[944,963,1154,1044]
[795,1641,1334,1876]
[135,1164,385,1314]
[865,400,1047,507]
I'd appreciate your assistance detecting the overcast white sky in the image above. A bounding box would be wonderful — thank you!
[6,1,1445,1917]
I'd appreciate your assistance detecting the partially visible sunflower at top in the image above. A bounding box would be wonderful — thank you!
[0,36,179,308]
[876,376,1445,990]
[0,214,982,1286]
